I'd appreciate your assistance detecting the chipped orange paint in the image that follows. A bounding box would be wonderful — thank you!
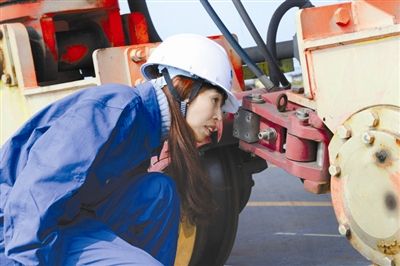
[300,1,399,41]
[330,175,347,222]
[334,7,351,26]
[300,3,355,40]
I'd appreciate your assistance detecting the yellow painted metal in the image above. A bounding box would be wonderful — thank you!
[0,83,30,144]
[242,58,294,80]
[174,219,196,266]
[330,105,400,266]
[0,79,97,145]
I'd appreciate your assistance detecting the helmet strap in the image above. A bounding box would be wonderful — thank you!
[188,79,203,103]
[161,68,203,118]
[161,68,183,102]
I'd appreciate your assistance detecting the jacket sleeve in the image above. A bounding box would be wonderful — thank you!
[3,101,139,265]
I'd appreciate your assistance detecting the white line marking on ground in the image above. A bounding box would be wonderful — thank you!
[275,232,297,236]
[246,201,332,207]
[303,233,341,238]
[274,232,342,238]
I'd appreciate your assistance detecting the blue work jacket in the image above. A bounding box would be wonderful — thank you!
[0,83,170,265]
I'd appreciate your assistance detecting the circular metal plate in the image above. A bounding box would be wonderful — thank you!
[329,106,400,266]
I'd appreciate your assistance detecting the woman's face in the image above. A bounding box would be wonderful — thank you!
[186,87,224,142]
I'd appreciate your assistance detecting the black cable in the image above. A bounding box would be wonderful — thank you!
[200,0,275,91]
[232,0,289,87]
[266,0,313,84]
[245,40,294,62]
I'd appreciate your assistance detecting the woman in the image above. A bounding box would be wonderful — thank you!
[0,34,239,265]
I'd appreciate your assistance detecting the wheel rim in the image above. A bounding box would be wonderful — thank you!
[329,106,400,265]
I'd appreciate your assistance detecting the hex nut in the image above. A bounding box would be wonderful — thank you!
[252,94,262,100]
[291,86,304,94]
[1,73,11,84]
[362,132,375,145]
[337,125,351,139]
[295,108,310,121]
[338,224,351,237]
[258,128,277,141]
[329,165,341,177]
[334,7,351,26]
[365,111,379,127]
[130,49,145,62]
[248,93,265,103]
[245,114,252,122]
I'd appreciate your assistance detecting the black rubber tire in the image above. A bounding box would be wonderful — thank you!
[189,146,243,266]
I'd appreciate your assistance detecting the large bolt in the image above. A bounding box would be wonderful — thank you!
[252,94,262,100]
[245,114,252,122]
[362,132,375,145]
[337,125,351,139]
[375,149,388,163]
[338,224,351,238]
[334,7,351,26]
[365,111,379,127]
[291,86,304,94]
[295,108,310,121]
[329,165,341,177]
[258,128,277,141]
[1,73,11,84]
[385,192,397,211]
[249,93,265,103]
[130,49,145,62]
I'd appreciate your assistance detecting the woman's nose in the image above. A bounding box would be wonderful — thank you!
[214,108,223,121]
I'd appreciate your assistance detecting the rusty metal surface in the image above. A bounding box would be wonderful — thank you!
[329,105,400,266]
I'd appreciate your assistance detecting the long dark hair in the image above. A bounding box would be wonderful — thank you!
[163,76,215,225]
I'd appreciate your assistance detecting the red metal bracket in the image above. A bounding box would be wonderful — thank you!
[238,90,332,194]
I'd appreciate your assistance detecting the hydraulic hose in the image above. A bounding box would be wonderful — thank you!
[200,0,275,91]
[267,0,313,85]
[245,40,293,63]
[232,0,289,87]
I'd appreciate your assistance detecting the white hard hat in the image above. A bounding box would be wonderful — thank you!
[141,33,239,113]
